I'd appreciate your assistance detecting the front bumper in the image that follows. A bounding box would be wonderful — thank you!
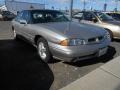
[49,39,110,62]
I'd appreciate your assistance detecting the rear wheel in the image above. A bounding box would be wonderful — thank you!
[37,38,53,63]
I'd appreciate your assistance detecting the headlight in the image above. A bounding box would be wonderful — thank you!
[60,38,86,46]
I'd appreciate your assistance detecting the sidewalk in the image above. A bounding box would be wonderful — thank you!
[60,56,120,90]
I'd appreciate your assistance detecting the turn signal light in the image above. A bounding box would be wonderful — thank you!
[60,39,69,46]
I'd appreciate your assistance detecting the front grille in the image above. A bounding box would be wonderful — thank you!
[88,36,104,44]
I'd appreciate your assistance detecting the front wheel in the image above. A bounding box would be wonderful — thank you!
[12,28,19,40]
[37,38,53,63]
[105,29,113,40]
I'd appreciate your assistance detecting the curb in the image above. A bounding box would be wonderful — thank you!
[60,56,120,90]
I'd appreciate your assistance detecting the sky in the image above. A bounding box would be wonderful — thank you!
[0,0,120,11]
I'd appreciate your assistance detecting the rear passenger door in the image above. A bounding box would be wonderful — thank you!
[21,11,36,43]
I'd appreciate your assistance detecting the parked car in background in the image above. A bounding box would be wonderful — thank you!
[0,13,3,20]
[73,11,120,39]
[2,11,16,21]
[104,12,120,21]
[5,1,45,15]
[12,10,110,62]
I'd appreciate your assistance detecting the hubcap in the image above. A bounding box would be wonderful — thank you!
[38,42,47,60]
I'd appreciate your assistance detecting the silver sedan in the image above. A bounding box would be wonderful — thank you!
[12,10,111,62]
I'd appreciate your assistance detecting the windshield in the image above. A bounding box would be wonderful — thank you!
[95,12,114,21]
[31,10,69,24]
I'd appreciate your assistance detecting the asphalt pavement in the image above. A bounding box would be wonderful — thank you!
[60,56,120,90]
[0,21,119,90]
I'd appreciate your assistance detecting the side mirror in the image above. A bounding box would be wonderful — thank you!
[92,18,98,23]
[19,20,27,24]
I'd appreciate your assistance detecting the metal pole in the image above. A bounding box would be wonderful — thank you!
[104,0,107,11]
[83,0,86,11]
[44,0,45,9]
[70,0,73,21]
[115,0,118,12]
[91,0,94,11]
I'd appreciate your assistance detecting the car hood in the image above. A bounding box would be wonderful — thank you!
[36,22,106,39]
[104,20,120,26]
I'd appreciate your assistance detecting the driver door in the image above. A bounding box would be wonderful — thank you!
[19,11,34,42]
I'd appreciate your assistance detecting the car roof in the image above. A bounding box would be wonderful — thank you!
[74,11,100,15]
[76,10,102,13]
[23,9,61,13]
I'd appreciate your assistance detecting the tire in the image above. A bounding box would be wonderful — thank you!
[37,38,53,63]
[107,30,113,41]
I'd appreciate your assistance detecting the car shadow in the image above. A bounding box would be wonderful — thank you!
[64,46,116,67]
[0,39,54,90]
[113,39,120,42]
[115,85,120,90]
[48,59,61,64]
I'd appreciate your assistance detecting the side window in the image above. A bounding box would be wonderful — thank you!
[22,11,28,20]
[22,11,31,23]
[108,13,113,17]
[113,14,120,19]
[32,12,45,23]
[15,11,23,22]
[83,12,95,21]
[15,11,30,24]
[107,13,112,16]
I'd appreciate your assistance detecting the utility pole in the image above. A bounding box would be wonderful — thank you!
[51,6,54,10]
[91,0,94,11]
[104,0,107,11]
[115,0,119,12]
[44,0,46,9]
[70,0,73,21]
[83,0,86,11]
